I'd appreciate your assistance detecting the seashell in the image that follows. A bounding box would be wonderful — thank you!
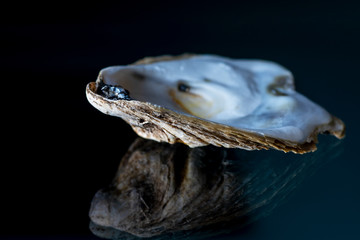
[86,54,345,153]
[89,136,343,238]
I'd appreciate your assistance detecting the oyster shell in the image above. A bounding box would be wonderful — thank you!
[86,54,345,153]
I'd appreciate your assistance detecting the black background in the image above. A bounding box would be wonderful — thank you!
[2,0,360,239]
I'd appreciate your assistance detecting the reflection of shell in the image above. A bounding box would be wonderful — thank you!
[90,138,232,238]
[86,54,345,153]
[89,136,343,239]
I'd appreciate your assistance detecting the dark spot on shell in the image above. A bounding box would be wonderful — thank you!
[267,75,293,96]
[177,82,191,93]
[132,72,146,81]
[97,80,132,100]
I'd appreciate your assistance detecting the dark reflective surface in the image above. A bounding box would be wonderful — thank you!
[3,1,360,239]
[89,136,343,239]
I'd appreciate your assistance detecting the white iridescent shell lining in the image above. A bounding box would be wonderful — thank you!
[99,55,334,143]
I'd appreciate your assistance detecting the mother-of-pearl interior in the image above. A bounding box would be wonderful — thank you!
[99,55,331,143]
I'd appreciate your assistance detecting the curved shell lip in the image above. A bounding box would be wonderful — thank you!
[86,73,345,154]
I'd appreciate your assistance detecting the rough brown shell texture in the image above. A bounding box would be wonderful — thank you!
[86,54,345,154]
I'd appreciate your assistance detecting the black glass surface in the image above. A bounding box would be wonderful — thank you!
[2,1,360,239]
